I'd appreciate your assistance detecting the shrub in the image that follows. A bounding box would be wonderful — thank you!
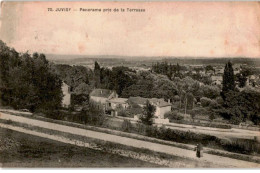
[39,109,65,120]
[216,96,224,105]
[136,122,146,135]
[221,139,260,154]
[80,102,106,126]
[200,97,212,107]
[165,111,184,121]
[140,101,155,125]
[118,110,127,117]
[209,113,216,121]
[121,119,132,132]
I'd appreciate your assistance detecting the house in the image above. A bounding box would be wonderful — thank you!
[127,96,171,119]
[89,89,118,110]
[61,82,71,108]
[107,98,128,116]
[149,98,172,119]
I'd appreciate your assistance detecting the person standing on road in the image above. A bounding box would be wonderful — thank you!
[194,143,203,158]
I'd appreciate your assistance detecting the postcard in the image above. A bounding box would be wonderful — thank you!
[0,1,260,168]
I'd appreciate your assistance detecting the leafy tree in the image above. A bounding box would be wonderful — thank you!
[0,40,62,113]
[235,68,251,88]
[140,100,156,125]
[81,102,106,126]
[121,119,132,132]
[94,61,101,87]
[216,88,260,125]
[205,65,214,73]
[222,61,235,93]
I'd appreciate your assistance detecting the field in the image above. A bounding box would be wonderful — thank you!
[0,128,161,168]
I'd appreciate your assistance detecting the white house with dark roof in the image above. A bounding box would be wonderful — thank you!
[89,89,118,110]
[149,98,172,119]
[127,96,171,119]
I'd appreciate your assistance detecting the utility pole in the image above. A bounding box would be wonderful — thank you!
[184,96,187,115]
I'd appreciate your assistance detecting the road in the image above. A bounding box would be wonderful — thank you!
[0,111,259,168]
[110,115,260,140]
[1,108,259,140]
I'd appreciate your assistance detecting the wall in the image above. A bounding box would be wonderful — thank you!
[155,106,171,119]
[62,83,71,108]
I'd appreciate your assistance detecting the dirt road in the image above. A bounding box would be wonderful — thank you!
[0,112,259,168]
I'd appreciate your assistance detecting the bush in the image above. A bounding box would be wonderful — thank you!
[136,122,146,135]
[118,110,127,117]
[38,109,65,120]
[165,111,184,121]
[80,102,106,126]
[221,139,260,154]
[200,97,212,107]
[121,119,132,132]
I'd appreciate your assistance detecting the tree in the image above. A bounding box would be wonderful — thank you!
[235,68,251,88]
[0,40,63,113]
[94,61,101,88]
[205,65,214,73]
[216,87,260,125]
[140,100,156,125]
[222,61,235,93]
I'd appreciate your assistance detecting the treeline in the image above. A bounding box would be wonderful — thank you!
[151,62,212,85]
[151,62,183,79]
[0,40,62,112]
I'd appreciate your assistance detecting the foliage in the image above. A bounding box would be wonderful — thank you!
[0,40,62,112]
[80,102,106,126]
[142,125,257,154]
[151,62,182,79]
[118,110,127,117]
[121,71,178,100]
[140,100,155,125]
[71,93,89,106]
[52,64,93,92]
[94,61,101,88]
[200,97,213,107]
[205,65,215,73]
[164,111,184,121]
[235,67,252,88]
[121,119,132,132]
[200,85,220,99]
[222,61,235,93]
[216,88,260,125]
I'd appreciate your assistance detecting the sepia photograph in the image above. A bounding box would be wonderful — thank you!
[0,1,260,168]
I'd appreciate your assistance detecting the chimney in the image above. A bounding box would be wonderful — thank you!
[168,99,171,103]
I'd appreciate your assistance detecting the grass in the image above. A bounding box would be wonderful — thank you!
[0,127,162,168]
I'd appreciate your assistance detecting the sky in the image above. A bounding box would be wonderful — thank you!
[0,1,260,58]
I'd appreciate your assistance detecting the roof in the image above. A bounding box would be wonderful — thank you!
[108,98,128,104]
[149,98,172,107]
[127,96,171,107]
[127,97,147,105]
[89,89,115,98]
